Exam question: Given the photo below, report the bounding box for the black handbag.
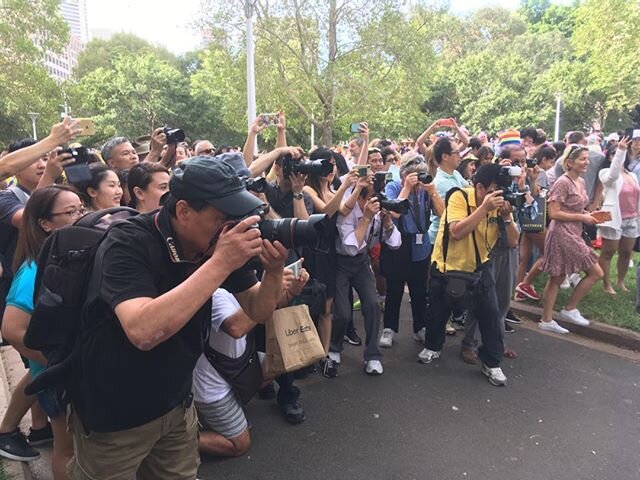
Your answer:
[441,188,482,302]
[203,331,263,405]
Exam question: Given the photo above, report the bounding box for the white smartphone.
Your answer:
[285,259,303,278]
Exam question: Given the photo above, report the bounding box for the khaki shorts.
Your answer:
[68,404,200,480]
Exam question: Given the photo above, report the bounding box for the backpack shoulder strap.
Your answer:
[8,185,29,205]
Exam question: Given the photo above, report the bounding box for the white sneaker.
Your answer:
[538,320,569,334]
[412,327,426,343]
[560,277,571,289]
[417,348,440,364]
[364,360,383,375]
[569,273,582,288]
[328,351,341,365]
[560,308,590,326]
[378,328,394,348]
[481,363,507,386]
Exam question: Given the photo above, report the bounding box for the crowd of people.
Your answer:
[0,112,638,479]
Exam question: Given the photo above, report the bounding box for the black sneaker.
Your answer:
[344,328,362,346]
[0,430,40,462]
[505,309,522,324]
[258,382,277,400]
[504,322,515,333]
[451,314,466,329]
[321,356,338,378]
[27,422,53,446]
[279,401,306,424]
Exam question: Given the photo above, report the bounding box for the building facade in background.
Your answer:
[44,0,89,82]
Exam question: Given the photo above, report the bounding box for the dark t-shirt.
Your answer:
[264,182,313,218]
[74,209,258,432]
[0,186,29,276]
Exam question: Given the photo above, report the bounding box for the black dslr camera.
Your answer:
[279,153,333,178]
[373,171,409,214]
[497,166,526,208]
[163,126,185,144]
[241,176,267,194]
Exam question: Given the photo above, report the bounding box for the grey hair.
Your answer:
[399,151,428,178]
[101,136,131,162]
[349,136,365,146]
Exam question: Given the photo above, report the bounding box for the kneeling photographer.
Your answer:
[419,164,519,387]
[193,263,309,458]
[379,153,444,348]
[329,174,402,376]
[68,157,289,479]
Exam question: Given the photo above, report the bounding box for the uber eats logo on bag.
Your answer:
[285,325,312,336]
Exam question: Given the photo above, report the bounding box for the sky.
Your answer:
[85,0,570,55]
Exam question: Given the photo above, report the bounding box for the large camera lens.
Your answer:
[417,173,433,184]
[242,176,267,193]
[503,192,526,208]
[258,213,328,252]
[293,159,333,177]
[163,127,185,144]
[379,198,410,215]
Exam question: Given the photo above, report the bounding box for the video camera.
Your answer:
[497,165,526,209]
[162,126,185,144]
[373,171,409,215]
[241,176,267,194]
[279,153,333,178]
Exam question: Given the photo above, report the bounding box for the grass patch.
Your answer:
[529,253,640,332]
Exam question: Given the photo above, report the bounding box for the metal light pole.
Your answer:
[554,92,563,142]
[245,0,257,150]
[27,112,40,140]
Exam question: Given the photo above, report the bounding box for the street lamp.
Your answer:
[27,112,40,140]
[554,92,563,142]
[245,0,257,150]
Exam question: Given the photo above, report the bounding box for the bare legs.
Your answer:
[0,372,36,434]
[541,262,603,322]
[51,416,73,480]
[616,236,636,291]
[598,238,618,294]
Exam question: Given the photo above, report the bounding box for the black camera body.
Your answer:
[242,176,267,194]
[163,127,185,144]
[61,146,91,164]
[373,171,409,215]
[497,165,527,209]
[279,154,333,178]
[526,158,538,169]
[417,173,433,184]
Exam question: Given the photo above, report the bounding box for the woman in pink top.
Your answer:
[597,137,640,293]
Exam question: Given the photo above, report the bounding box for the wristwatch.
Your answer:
[292,192,304,200]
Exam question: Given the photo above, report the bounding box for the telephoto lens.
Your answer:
[258,213,329,252]
[378,197,410,215]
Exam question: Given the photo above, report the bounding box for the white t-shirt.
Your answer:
[193,289,247,404]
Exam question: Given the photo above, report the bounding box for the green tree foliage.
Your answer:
[0,0,69,145]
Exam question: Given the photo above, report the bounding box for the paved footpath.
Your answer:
[2,303,639,480]
[199,310,640,480]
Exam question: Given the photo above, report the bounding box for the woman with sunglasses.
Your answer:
[539,145,605,334]
[0,185,82,478]
[378,152,444,348]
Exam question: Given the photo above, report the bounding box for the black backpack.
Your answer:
[23,207,138,398]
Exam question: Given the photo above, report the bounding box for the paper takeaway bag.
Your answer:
[264,304,325,378]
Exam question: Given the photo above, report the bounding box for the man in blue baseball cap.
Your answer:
[68,156,289,479]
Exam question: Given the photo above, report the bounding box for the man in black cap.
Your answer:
[68,157,289,480]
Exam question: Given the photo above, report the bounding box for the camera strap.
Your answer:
[442,188,481,273]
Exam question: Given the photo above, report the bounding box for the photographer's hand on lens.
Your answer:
[290,172,307,194]
[403,172,420,190]
[381,209,394,229]
[44,148,75,179]
[422,180,436,196]
[258,240,288,274]
[51,116,82,145]
[482,190,505,213]
[364,197,381,219]
[151,127,167,151]
[211,216,264,273]
[500,202,513,219]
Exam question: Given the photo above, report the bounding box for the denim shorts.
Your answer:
[36,388,66,419]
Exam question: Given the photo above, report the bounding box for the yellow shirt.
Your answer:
[432,187,500,273]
